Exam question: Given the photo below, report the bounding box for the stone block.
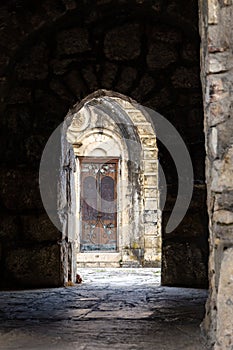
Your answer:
[0,168,43,211]
[148,24,181,44]
[208,76,229,102]
[216,117,233,156]
[50,58,76,75]
[144,223,159,236]
[144,210,157,223]
[147,42,178,69]
[209,53,233,73]
[215,248,233,349]
[15,43,48,80]
[143,161,158,174]
[0,215,19,241]
[136,124,154,136]
[128,111,147,124]
[131,74,155,101]
[115,67,137,93]
[213,210,233,225]
[145,88,171,110]
[77,252,120,265]
[162,241,208,287]
[22,214,61,242]
[141,137,157,148]
[5,244,62,287]
[172,67,200,89]
[209,126,218,158]
[211,146,233,191]
[143,150,158,160]
[214,191,233,212]
[104,24,141,60]
[145,199,158,211]
[214,223,233,240]
[144,175,157,187]
[144,235,160,249]
[144,187,157,198]
[143,251,161,267]
[208,25,230,53]
[209,98,231,126]
[57,28,90,55]
[208,0,219,24]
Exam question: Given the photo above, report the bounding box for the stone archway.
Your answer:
[0,0,209,293]
[60,90,161,280]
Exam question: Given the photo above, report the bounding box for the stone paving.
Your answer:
[0,268,209,350]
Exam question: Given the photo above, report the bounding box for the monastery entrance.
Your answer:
[66,91,161,270]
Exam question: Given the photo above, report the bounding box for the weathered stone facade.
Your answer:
[199,0,233,347]
[65,92,161,268]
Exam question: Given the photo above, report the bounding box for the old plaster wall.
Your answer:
[0,0,208,288]
[199,0,233,347]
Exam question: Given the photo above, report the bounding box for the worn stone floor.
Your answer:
[0,268,210,350]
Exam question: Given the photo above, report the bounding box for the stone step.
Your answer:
[121,262,142,268]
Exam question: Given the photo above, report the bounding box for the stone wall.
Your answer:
[0,0,208,288]
[199,0,233,347]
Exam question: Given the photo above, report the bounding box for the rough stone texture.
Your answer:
[0,169,43,211]
[199,0,233,346]
[5,244,62,288]
[0,268,209,350]
[147,42,178,69]
[15,43,49,80]
[1,0,233,346]
[21,214,61,242]
[57,28,90,55]
[215,248,233,349]
[0,0,207,291]
[104,24,141,61]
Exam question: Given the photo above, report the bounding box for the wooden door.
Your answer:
[80,158,118,251]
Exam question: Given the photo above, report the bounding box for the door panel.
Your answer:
[82,176,97,220]
[80,159,118,251]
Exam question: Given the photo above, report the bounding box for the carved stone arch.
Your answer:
[60,90,161,282]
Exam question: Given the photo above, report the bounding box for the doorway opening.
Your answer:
[64,90,161,278]
[79,157,118,252]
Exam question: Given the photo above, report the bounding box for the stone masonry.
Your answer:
[199,0,233,347]
[0,0,208,289]
[2,0,233,347]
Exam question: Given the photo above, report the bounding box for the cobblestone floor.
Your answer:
[0,268,209,350]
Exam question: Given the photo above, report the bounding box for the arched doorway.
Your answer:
[64,90,161,273]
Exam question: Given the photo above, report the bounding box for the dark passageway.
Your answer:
[1,0,233,348]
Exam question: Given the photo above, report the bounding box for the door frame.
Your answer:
[78,156,120,252]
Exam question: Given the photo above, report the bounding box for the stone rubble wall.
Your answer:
[199,0,233,347]
[0,0,207,288]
